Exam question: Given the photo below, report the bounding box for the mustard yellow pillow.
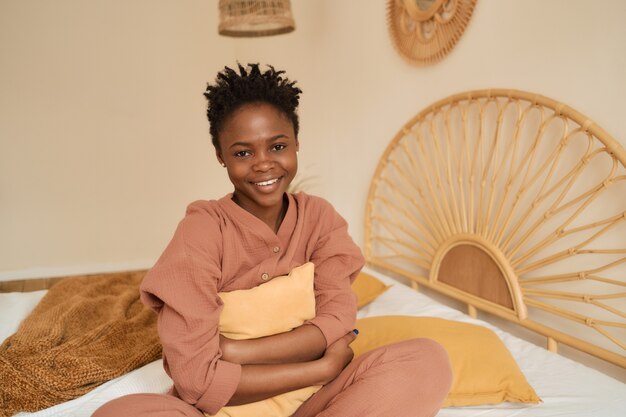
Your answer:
[213,262,321,417]
[351,271,390,308]
[219,262,316,340]
[351,316,541,407]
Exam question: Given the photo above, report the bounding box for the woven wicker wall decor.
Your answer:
[219,0,295,37]
[387,0,477,65]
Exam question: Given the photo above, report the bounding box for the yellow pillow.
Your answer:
[213,262,321,417]
[351,316,541,407]
[351,271,390,308]
[219,262,316,340]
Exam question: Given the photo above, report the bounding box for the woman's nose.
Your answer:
[252,151,273,171]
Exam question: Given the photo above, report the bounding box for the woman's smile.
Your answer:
[252,176,281,187]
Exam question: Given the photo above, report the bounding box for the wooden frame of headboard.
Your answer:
[365,89,626,369]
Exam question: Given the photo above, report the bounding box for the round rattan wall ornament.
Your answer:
[387,0,477,65]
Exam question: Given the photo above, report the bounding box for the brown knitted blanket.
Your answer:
[0,272,161,416]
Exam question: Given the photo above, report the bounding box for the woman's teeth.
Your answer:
[255,178,279,186]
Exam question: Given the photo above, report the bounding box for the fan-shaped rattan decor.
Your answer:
[387,0,477,65]
[365,89,626,368]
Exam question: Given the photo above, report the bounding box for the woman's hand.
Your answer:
[319,330,357,385]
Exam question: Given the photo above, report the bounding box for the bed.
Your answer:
[2,89,626,416]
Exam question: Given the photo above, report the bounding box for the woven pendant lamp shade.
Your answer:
[218,0,295,37]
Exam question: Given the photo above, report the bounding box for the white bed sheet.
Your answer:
[3,268,626,417]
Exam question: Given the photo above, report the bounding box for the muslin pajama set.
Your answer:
[93,193,452,417]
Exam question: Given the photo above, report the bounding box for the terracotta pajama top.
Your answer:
[140,192,365,415]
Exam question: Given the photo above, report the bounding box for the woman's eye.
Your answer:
[234,150,250,158]
[272,144,286,151]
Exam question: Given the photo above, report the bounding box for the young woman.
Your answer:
[93,64,451,417]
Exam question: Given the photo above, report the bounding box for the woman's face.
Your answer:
[216,102,299,218]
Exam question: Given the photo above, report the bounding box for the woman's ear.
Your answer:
[215,150,226,167]
[295,138,300,153]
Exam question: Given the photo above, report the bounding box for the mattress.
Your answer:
[3,267,626,417]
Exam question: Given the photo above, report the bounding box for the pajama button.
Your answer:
[272,246,280,253]
[261,272,269,280]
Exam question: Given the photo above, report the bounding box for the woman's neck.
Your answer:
[233,193,289,234]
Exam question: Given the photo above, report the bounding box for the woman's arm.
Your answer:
[141,205,243,415]
[220,324,327,365]
[305,201,364,347]
[227,331,356,405]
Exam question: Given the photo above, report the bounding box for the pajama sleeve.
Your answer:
[140,204,241,415]
[306,199,365,347]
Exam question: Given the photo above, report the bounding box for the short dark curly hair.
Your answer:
[204,63,302,149]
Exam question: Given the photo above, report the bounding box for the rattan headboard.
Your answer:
[365,89,626,369]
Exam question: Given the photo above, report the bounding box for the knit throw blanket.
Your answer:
[0,272,161,416]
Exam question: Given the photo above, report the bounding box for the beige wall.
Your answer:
[2,0,626,280]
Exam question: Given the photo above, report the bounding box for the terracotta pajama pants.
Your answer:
[92,338,452,417]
